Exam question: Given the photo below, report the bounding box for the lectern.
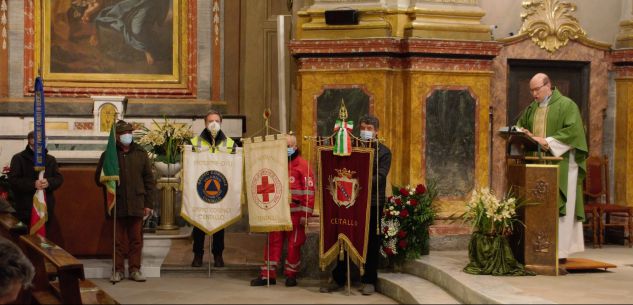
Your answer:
[503,130,562,276]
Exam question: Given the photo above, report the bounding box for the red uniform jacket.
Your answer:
[288,152,315,224]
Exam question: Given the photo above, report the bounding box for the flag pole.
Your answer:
[111,194,117,285]
[110,113,118,285]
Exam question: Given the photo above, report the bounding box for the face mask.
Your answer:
[119,133,133,146]
[360,130,374,140]
[287,147,296,157]
[207,122,221,134]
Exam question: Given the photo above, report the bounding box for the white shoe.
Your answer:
[129,271,146,282]
[110,271,124,283]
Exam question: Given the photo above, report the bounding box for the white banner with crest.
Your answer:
[243,135,292,232]
[181,145,243,234]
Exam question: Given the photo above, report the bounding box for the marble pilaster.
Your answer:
[615,0,633,49]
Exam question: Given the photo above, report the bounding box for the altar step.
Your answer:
[379,251,553,304]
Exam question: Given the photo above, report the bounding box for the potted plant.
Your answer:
[380,182,438,267]
[462,187,534,276]
[135,117,193,177]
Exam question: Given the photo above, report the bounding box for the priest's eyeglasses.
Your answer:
[530,83,547,92]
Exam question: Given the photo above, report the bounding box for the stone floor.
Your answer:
[92,274,398,304]
[86,227,633,304]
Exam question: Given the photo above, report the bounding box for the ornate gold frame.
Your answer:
[34,0,189,91]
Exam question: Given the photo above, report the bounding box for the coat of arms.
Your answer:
[328,168,360,208]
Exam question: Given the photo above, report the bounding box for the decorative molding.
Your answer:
[518,0,587,53]
[0,0,7,97]
[1,0,7,50]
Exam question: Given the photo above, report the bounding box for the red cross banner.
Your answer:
[181,145,244,234]
[318,146,374,272]
[243,135,292,232]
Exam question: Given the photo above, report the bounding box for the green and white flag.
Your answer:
[333,119,353,156]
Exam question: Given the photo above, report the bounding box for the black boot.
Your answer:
[191,254,203,267]
[285,277,297,287]
[214,254,225,267]
[250,277,276,286]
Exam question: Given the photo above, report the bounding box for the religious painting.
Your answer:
[99,103,117,132]
[31,0,193,95]
[425,89,476,199]
[316,87,370,138]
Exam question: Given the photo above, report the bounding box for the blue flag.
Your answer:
[33,77,46,170]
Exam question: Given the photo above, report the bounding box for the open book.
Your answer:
[498,125,525,134]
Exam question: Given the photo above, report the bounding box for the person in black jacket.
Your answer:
[8,131,63,230]
[321,114,392,296]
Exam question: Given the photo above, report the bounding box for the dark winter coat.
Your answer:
[8,145,64,226]
[95,142,155,217]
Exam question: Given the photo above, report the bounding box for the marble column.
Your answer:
[616,0,633,49]
[296,0,492,40]
[410,0,492,40]
[612,50,633,207]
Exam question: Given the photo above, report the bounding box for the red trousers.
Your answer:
[259,225,306,279]
[114,217,144,273]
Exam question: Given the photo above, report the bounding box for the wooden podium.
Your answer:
[504,130,562,276]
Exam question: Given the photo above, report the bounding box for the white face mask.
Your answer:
[119,133,133,146]
[360,130,374,140]
[207,121,221,134]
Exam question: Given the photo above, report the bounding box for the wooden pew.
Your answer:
[18,234,119,304]
[0,212,28,241]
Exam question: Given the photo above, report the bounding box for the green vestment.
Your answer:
[516,88,588,221]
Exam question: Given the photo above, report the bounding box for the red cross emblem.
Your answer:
[256,176,276,203]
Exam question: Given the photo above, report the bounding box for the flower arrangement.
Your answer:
[135,117,193,164]
[380,182,438,264]
[463,187,521,236]
[462,187,534,276]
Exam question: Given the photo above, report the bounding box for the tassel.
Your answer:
[338,241,345,261]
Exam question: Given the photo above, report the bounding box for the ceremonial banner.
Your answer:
[99,123,119,215]
[318,146,374,271]
[243,135,292,232]
[31,76,47,236]
[181,145,243,234]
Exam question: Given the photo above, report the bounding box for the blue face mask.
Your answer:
[287,147,296,157]
[360,130,374,140]
[119,133,133,146]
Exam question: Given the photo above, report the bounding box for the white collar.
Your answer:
[538,94,552,108]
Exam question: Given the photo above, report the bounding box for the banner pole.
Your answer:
[111,200,117,285]
[267,233,270,287]
[375,139,380,235]
[346,244,351,296]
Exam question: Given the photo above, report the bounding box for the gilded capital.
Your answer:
[518,0,587,52]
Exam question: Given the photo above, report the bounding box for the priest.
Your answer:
[516,72,588,267]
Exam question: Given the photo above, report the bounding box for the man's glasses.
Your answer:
[530,83,547,92]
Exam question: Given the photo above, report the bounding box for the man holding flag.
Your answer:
[8,131,63,235]
[9,76,63,237]
[95,120,155,283]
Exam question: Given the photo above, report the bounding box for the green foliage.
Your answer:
[380,181,438,263]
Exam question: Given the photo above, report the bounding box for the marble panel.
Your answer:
[425,89,476,199]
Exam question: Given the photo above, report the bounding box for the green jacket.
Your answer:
[517,88,588,221]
